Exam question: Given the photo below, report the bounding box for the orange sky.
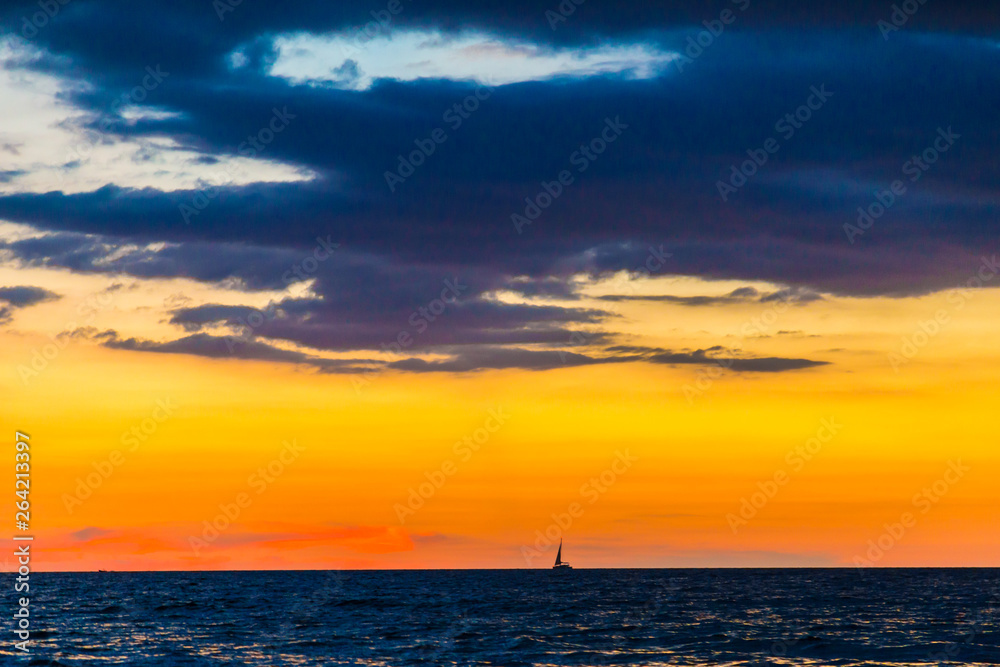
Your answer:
[0,1,997,578]
[2,258,997,571]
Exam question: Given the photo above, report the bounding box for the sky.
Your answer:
[0,0,997,571]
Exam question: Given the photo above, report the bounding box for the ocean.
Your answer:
[3,568,998,665]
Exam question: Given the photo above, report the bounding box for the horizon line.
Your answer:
[28,565,1000,574]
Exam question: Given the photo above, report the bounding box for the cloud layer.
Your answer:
[1,1,997,372]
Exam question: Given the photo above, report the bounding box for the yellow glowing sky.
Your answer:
[1,227,997,571]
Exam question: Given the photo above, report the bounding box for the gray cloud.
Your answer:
[388,347,623,373]
[598,286,823,306]
[66,325,829,375]
[70,527,114,542]
[0,285,61,307]
[647,348,829,372]
[74,329,378,373]
[0,285,61,324]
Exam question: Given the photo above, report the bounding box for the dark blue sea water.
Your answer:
[3,569,998,665]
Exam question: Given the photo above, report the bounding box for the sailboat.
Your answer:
[552,538,573,570]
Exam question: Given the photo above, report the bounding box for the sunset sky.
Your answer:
[0,0,997,571]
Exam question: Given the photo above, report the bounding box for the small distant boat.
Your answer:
[552,538,573,570]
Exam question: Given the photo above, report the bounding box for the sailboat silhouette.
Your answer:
[552,538,573,570]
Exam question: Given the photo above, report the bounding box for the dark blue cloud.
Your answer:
[1,1,997,370]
